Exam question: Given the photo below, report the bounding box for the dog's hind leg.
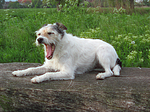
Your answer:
[113,58,122,76]
[113,65,121,76]
[96,62,113,80]
[95,47,114,79]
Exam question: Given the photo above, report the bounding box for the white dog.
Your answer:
[12,23,122,83]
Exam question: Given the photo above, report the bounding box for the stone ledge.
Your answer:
[0,63,150,112]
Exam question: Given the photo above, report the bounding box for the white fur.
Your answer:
[12,23,121,83]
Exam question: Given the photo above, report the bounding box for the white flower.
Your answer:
[131,41,135,44]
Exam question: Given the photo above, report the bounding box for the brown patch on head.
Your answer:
[37,26,54,39]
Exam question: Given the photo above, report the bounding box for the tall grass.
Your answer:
[0,8,150,67]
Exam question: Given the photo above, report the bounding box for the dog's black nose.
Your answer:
[37,38,43,44]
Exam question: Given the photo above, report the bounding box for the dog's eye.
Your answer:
[48,32,54,35]
[38,33,41,36]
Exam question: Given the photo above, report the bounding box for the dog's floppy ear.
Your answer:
[56,22,67,30]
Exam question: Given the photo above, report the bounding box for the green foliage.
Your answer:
[8,1,24,9]
[113,7,126,14]
[0,8,150,68]
[143,0,150,6]
[46,0,65,10]
[60,0,85,13]
[46,0,84,11]
[0,0,4,9]
[31,0,42,8]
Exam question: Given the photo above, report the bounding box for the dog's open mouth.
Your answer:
[44,43,55,60]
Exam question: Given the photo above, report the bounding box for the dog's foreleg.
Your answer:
[31,71,74,83]
[12,66,48,77]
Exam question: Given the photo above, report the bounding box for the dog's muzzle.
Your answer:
[37,38,43,44]
[36,37,55,60]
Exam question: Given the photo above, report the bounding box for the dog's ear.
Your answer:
[56,23,67,30]
[42,24,47,27]
[35,31,38,34]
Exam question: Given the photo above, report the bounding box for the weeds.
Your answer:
[0,8,150,67]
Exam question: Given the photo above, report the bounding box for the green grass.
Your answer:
[0,8,150,67]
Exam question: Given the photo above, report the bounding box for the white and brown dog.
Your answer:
[12,23,122,83]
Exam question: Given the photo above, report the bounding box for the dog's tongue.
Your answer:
[46,44,52,58]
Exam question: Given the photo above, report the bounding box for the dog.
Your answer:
[12,23,122,83]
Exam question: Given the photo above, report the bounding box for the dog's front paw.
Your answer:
[96,73,105,80]
[96,72,113,80]
[12,71,25,77]
[31,76,42,84]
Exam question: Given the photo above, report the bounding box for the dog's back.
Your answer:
[57,33,119,75]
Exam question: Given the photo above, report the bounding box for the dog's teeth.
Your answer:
[52,45,54,51]
[49,56,52,59]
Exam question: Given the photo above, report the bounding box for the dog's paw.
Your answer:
[31,76,42,84]
[96,73,106,80]
[12,71,25,77]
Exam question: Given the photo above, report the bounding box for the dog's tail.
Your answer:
[113,58,122,76]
